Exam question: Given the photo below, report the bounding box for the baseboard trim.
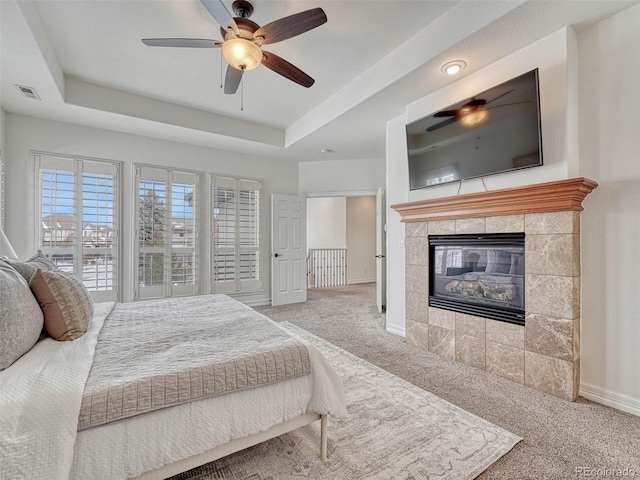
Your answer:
[240,298,272,307]
[347,278,376,285]
[386,323,406,337]
[580,382,640,417]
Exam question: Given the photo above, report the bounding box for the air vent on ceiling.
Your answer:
[15,85,41,100]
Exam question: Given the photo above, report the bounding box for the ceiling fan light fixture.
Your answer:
[459,107,488,127]
[222,38,262,71]
[441,60,466,76]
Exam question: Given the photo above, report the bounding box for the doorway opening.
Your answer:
[305,189,386,313]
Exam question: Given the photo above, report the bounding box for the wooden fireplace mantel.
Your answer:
[391,177,598,222]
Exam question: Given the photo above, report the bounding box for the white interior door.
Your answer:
[271,194,307,306]
[376,188,386,313]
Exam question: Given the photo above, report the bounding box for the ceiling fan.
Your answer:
[426,89,530,132]
[142,0,327,94]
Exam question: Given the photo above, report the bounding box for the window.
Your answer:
[136,166,198,299]
[211,176,261,293]
[34,154,119,302]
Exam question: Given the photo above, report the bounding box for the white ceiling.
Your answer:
[1,0,637,162]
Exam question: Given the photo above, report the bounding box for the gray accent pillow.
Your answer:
[4,250,59,283]
[0,259,44,371]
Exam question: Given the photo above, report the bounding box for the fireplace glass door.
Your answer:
[429,233,525,325]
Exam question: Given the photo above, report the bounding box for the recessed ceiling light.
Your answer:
[441,60,467,76]
[320,149,335,154]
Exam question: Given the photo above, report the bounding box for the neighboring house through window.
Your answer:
[34,153,119,302]
[135,165,198,299]
[34,157,262,301]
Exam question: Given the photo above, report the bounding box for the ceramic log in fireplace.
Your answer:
[429,233,525,325]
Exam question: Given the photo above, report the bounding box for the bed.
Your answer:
[0,259,347,480]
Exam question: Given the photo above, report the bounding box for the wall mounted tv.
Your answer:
[406,69,543,190]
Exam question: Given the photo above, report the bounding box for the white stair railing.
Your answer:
[307,248,347,288]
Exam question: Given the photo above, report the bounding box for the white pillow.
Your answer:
[4,250,59,283]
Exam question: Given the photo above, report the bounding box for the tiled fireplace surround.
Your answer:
[391,178,597,401]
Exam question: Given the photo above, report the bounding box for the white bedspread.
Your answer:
[0,302,114,480]
[0,297,347,480]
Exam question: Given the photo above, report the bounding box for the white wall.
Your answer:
[577,3,640,414]
[299,157,384,194]
[386,28,578,337]
[386,114,408,336]
[4,113,299,304]
[301,157,382,288]
[307,195,376,286]
[386,16,640,414]
[404,28,577,202]
[346,196,376,284]
[306,197,346,249]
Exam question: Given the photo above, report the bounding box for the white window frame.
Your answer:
[211,175,262,294]
[135,165,199,300]
[33,153,120,302]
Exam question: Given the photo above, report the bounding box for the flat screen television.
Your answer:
[406,69,543,190]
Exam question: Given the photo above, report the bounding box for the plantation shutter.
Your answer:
[238,180,261,291]
[211,176,261,293]
[136,166,198,299]
[34,154,119,302]
[211,176,236,293]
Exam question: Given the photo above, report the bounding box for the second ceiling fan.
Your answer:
[142,0,327,94]
[426,89,533,132]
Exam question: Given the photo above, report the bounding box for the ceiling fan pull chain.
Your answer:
[220,54,223,89]
[241,71,245,111]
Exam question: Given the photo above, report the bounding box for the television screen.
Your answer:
[406,69,542,190]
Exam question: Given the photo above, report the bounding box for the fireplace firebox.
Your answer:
[429,233,525,326]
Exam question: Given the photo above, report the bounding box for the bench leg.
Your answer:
[320,414,327,461]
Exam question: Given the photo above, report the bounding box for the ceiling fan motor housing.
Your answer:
[220,17,260,41]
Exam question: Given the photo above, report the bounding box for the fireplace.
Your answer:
[392,178,598,401]
[429,233,525,326]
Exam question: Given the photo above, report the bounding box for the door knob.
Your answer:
[274,253,281,258]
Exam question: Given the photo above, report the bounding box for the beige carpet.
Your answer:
[172,321,520,479]
[256,284,640,479]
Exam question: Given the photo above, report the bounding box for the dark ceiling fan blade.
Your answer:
[201,0,238,33]
[224,65,243,94]
[254,8,327,45]
[488,101,533,110]
[426,117,458,132]
[433,109,459,118]
[142,38,222,48]
[261,51,314,87]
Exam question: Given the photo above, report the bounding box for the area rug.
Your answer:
[172,322,521,479]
